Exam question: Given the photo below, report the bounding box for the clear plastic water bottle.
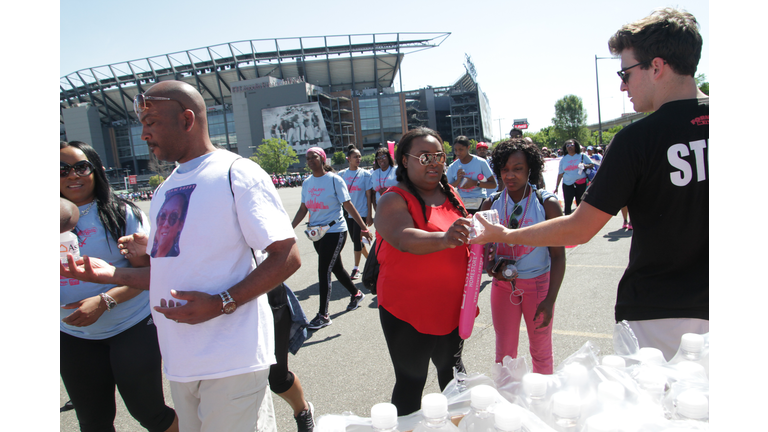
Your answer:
[493,403,522,432]
[600,355,626,369]
[413,394,460,432]
[60,231,80,265]
[551,391,581,432]
[635,368,667,406]
[371,403,399,432]
[469,210,500,240]
[317,415,347,432]
[636,347,666,366]
[522,372,549,421]
[458,385,496,432]
[678,334,704,361]
[673,389,708,422]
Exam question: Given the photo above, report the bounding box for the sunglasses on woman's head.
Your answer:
[406,152,446,166]
[60,160,95,178]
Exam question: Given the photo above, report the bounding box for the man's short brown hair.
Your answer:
[608,8,702,77]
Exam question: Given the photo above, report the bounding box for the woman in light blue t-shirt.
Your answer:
[554,138,595,215]
[292,147,373,331]
[60,141,177,431]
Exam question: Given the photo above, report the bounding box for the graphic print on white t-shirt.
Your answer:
[150,184,196,258]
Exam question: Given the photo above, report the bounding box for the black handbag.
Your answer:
[362,239,383,295]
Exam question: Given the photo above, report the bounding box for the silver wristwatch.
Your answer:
[219,290,237,314]
[100,293,117,311]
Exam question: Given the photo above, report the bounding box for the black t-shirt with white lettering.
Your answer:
[582,98,709,322]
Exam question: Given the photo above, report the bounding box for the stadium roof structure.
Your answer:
[60,32,450,126]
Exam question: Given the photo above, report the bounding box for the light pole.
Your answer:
[494,118,505,142]
[595,55,619,146]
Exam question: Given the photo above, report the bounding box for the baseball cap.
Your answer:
[476,142,488,149]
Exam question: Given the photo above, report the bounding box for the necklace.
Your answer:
[80,200,96,217]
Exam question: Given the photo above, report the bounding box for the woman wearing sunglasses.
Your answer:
[370,146,398,211]
[373,127,472,415]
[59,141,178,431]
[554,138,595,215]
[479,138,566,374]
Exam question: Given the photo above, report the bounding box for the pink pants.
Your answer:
[491,272,554,374]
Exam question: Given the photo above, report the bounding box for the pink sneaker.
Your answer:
[622,221,629,229]
[627,222,633,230]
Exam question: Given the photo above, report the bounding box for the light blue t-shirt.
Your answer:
[370,166,398,202]
[489,186,553,279]
[558,153,592,186]
[446,155,495,199]
[339,167,372,218]
[301,172,350,234]
[60,202,150,339]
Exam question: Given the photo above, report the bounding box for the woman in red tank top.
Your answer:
[374,127,473,415]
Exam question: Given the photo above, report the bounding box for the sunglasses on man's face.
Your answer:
[133,93,187,117]
[406,152,446,166]
[616,61,648,84]
[60,160,95,178]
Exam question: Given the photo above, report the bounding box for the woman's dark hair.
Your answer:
[395,127,468,222]
[490,138,545,190]
[453,135,470,148]
[373,146,395,170]
[346,144,360,157]
[60,141,142,249]
[562,138,582,154]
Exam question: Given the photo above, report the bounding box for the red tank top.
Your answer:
[377,186,469,335]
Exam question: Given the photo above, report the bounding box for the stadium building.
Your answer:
[60,33,493,188]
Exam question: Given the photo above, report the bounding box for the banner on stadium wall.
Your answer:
[262,102,332,153]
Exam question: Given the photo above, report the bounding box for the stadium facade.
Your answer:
[60,33,493,188]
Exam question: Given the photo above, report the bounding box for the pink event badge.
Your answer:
[459,243,484,339]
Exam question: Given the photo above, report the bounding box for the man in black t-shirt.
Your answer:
[471,7,708,360]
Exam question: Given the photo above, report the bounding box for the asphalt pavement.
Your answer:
[60,178,633,432]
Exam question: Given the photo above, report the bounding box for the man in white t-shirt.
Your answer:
[61,80,302,432]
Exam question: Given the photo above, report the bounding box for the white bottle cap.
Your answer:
[522,373,547,398]
[563,363,589,387]
[676,389,708,420]
[493,404,522,431]
[421,393,448,419]
[597,381,625,404]
[371,403,398,430]
[552,391,580,419]
[601,355,626,368]
[637,347,666,365]
[673,361,706,377]
[636,369,666,393]
[680,333,705,353]
[469,385,496,410]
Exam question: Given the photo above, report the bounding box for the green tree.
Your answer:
[525,126,558,149]
[552,95,589,143]
[332,151,346,165]
[361,153,375,167]
[590,125,623,147]
[148,174,164,189]
[695,73,709,95]
[254,138,298,174]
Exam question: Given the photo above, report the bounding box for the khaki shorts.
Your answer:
[628,318,709,361]
[170,369,276,432]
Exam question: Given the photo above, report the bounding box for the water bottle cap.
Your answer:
[493,404,522,431]
[680,333,705,353]
[637,347,666,365]
[676,389,708,419]
[601,355,626,368]
[636,369,666,392]
[673,361,706,377]
[522,373,548,397]
[563,363,589,386]
[597,381,625,404]
[469,385,496,409]
[552,392,580,418]
[371,403,398,429]
[421,393,448,419]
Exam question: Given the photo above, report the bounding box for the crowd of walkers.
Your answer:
[60,7,707,431]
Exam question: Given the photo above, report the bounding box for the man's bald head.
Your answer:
[145,80,208,126]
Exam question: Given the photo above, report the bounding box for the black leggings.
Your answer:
[562,181,587,215]
[378,306,466,416]
[313,231,358,315]
[346,217,363,252]
[268,284,296,394]
[60,315,176,432]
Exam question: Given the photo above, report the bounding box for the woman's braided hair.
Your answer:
[395,127,468,223]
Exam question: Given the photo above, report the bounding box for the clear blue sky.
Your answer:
[59,0,709,139]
